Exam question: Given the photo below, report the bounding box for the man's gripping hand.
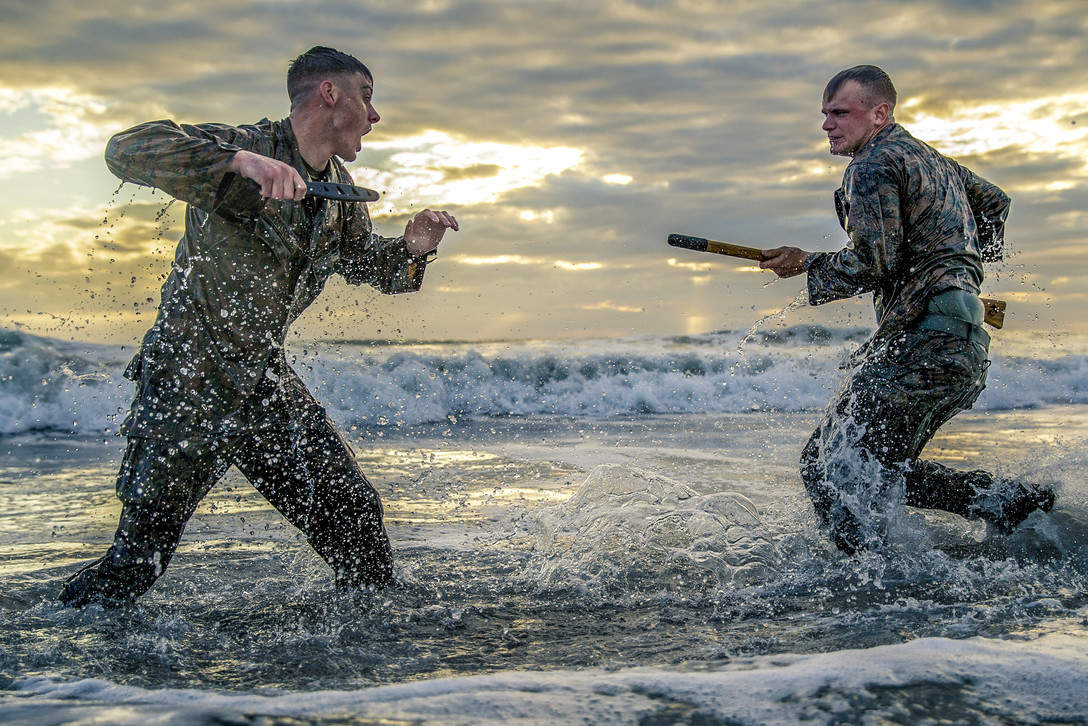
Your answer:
[760,246,812,278]
[229,150,308,201]
[404,209,459,256]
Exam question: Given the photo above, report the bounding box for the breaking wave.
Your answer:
[1,326,1086,435]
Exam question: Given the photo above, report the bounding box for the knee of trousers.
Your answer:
[318,470,386,522]
[115,438,210,512]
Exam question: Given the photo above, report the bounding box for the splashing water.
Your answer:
[736,290,811,361]
[525,464,783,597]
[802,403,912,563]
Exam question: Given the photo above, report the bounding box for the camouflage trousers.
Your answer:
[800,329,994,552]
[59,391,393,607]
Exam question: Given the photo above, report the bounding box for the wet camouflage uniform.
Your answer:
[60,118,431,605]
[800,123,1052,553]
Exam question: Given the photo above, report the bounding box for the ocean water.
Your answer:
[1,325,1087,724]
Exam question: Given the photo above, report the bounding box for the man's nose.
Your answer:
[821,116,834,131]
[369,106,381,124]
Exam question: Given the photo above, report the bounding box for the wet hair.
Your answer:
[823,65,897,110]
[287,46,372,110]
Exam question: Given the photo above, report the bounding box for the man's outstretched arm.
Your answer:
[337,194,459,294]
[105,120,307,217]
[763,163,904,305]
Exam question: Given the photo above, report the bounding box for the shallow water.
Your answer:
[3,325,1088,723]
[2,405,1087,723]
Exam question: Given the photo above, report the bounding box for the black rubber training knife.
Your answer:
[306,181,380,203]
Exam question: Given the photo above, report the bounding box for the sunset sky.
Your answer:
[1,0,1086,344]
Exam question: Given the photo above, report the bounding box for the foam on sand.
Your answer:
[5,631,1087,724]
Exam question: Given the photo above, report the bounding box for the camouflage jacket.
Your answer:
[806,123,1009,351]
[106,117,430,441]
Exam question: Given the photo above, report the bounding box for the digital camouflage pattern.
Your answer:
[106,117,430,441]
[799,123,1052,552]
[805,123,1010,350]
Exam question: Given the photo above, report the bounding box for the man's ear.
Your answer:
[318,79,337,107]
[871,101,890,125]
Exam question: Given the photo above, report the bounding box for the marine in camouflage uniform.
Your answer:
[60,47,458,606]
[762,66,1054,553]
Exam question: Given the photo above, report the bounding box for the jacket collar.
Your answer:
[278,116,346,183]
[850,122,903,164]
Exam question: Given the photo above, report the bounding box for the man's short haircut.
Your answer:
[824,65,897,110]
[287,46,372,110]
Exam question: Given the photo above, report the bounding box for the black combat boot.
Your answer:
[57,549,154,608]
[57,557,123,608]
[989,481,1056,534]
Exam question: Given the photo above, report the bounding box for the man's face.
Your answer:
[329,72,380,162]
[821,80,887,156]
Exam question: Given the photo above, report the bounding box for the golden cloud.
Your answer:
[666,258,714,272]
[452,254,603,271]
[439,163,503,181]
[902,92,1088,164]
[352,130,582,216]
[2,199,184,260]
[580,300,643,313]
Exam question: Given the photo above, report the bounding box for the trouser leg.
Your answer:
[234,410,394,588]
[800,331,989,553]
[897,339,1055,531]
[905,459,1055,532]
[59,437,229,606]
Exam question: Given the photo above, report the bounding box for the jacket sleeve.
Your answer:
[336,199,431,294]
[806,161,903,305]
[104,120,266,220]
[954,161,1010,262]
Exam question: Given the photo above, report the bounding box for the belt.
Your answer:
[916,312,990,349]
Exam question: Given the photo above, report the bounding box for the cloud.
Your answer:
[580,300,644,313]
[900,92,1088,163]
[454,254,537,266]
[2,199,183,260]
[554,261,603,271]
[451,254,603,271]
[666,258,719,273]
[355,130,583,215]
[602,173,633,185]
[0,89,125,177]
[439,163,502,181]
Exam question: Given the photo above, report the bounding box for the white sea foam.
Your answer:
[2,326,1086,435]
[5,631,1087,724]
[0,329,132,436]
